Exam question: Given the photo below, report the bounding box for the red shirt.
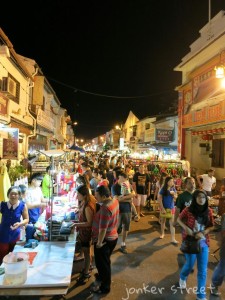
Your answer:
[98,180,109,187]
[179,207,214,246]
[92,198,119,242]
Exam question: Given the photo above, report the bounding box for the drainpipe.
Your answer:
[25,67,38,156]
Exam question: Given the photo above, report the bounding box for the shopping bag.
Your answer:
[180,236,201,254]
[160,208,172,219]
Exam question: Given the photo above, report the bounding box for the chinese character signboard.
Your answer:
[155,129,174,143]
[1,128,19,159]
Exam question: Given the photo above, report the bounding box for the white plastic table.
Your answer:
[0,239,76,296]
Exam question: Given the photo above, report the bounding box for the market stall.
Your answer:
[0,148,81,296]
[0,237,76,296]
[30,150,78,241]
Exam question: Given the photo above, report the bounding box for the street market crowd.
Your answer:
[0,152,224,299]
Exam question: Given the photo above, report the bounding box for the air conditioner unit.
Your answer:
[1,77,17,98]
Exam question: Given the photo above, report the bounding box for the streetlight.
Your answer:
[72,121,78,145]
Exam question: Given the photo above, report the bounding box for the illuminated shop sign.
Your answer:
[1,128,19,159]
[155,129,174,142]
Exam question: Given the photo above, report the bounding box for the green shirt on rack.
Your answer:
[42,173,53,199]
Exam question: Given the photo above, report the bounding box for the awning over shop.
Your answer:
[69,144,85,153]
[11,117,34,135]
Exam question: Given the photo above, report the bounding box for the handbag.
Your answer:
[160,208,172,219]
[180,236,201,254]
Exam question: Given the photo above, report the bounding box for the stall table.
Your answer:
[0,238,76,296]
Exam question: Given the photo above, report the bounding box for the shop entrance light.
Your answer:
[215,50,225,79]
[215,65,225,78]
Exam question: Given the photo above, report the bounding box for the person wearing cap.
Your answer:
[197,169,216,197]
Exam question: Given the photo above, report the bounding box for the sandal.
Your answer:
[91,285,110,294]
[171,240,179,245]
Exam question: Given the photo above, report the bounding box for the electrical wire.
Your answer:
[46,76,174,99]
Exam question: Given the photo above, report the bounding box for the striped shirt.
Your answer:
[179,207,214,246]
[92,198,119,242]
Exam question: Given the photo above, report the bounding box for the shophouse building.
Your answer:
[0,27,71,164]
[149,114,178,160]
[0,28,35,162]
[123,110,139,151]
[175,10,225,179]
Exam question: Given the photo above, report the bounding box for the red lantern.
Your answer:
[207,129,213,134]
[218,128,223,133]
[212,128,218,133]
[207,134,213,140]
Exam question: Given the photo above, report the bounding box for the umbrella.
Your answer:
[69,144,85,153]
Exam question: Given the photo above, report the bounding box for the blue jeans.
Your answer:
[212,245,225,287]
[180,245,209,299]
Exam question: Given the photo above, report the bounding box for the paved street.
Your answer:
[66,210,225,300]
[4,209,225,300]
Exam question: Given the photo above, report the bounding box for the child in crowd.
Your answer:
[18,184,28,202]
[119,172,139,222]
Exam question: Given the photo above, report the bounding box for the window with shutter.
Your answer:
[212,139,224,168]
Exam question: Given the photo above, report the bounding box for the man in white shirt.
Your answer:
[181,156,191,177]
[197,168,216,197]
[25,173,48,240]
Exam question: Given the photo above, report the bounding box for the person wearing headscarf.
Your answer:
[177,189,214,300]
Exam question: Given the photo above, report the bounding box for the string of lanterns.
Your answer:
[191,128,225,140]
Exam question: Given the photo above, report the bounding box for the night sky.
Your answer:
[1,0,225,139]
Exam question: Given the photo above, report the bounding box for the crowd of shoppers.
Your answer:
[1,151,224,299]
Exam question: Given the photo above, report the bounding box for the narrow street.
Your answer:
[4,209,224,300]
[50,210,224,300]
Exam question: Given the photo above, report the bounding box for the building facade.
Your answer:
[175,10,225,179]
[0,27,71,164]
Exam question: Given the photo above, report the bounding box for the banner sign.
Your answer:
[155,129,174,142]
[1,128,19,159]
